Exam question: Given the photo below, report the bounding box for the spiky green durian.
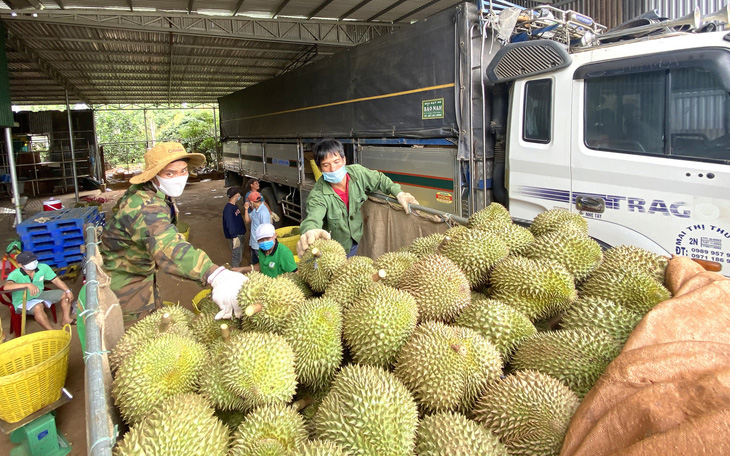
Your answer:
[438,229,509,288]
[324,256,378,308]
[293,440,349,456]
[398,254,471,323]
[596,245,669,283]
[281,272,314,298]
[196,297,221,315]
[561,296,643,345]
[343,283,419,368]
[373,251,419,288]
[229,404,308,456]
[444,224,471,238]
[454,297,536,361]
[579,266,671,315]
[472,370,580,456]
[281,297,343,390]
[511,329,620,398]
[312,364,418,456]
[245,439,288,456]
[239,273,306,333]
[529,209,588,236]
[191,312,240,347]
[416,411,508,456]
[113,393,228,456]
[394,321,502,413]
[408,233,446,259]
[521,230,603,281]
[293,385,331,439]
[220,331,297,408]
[199,337,250,412]
[467,203,512,230]
[214,408,247,431]
[298,239,348,293]
[112,333,207,425]
[477,222,535,255]
[109,306,195,372]
[489,256,577,321]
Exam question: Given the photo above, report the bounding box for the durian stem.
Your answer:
[450,343,467,356]
[436,236,452,253]
[311,248,322,258]
[220,324,230,343]
[159,313,171,332]
[246,303,263,316]
[292,396,314,412]
[372,269,387,282]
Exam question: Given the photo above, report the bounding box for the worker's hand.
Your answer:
[271,213,280,223]
[62,290,74,303]
[26,284,40,296]
[232,237,241,249]
[243,202,250,210]
[296,229,331,257]
[396,192,419,214]
[208,266,249,320]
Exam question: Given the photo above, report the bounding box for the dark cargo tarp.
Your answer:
[219,5,472,140]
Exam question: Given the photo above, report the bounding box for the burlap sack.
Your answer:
[561,258,730,456]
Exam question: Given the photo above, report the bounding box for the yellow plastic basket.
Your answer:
[192,289,212,314]
[0,326,72,423]
[177,221,191,241]
[275,225,300,257]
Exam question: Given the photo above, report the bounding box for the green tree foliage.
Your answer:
[156,110,218,166]
[95,110,147,167]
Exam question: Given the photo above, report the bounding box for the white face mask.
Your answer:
[156,175,188,197]
[23,260,38,271]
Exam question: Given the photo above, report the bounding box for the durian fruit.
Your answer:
[281,271,314,298]
[229,403,308,456]
[293,385,331,438]
[343,283,419,368]
[438,229,509,288]
[281,297,343,390]
[199,329,250,412]
[245,439,288,456]
[444,224,471,238]
[394,321,502,413]
[511,329,621,398]
[408,232,446,259]
[313,364,418,456]
[113,393,228,456]
[298,239,348,293]
[416,411,508,456]
[191,312,240,347]
[472,370,580,456]
[109,306,194,372]
[477,222,535,255]
[239,273,306,333]
[220,331,297,408]
[293,440,349,456]
[489,256,577,321]
[521,230,603,281]
[398,254,471,323]
[596,245,669,283]
[373,251,419,288]
[466,203,512,230]
[196,297,221,315]
[454,297,537,361]
[561,296,643,345]
[324,256,380,309]
[112,333,207,425]
[579,266,671,315]
[529,209,588,236]
[215,408,247,431]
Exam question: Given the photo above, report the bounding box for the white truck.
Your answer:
[218,2,730,276]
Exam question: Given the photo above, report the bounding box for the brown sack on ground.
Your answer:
[561,257,730,456]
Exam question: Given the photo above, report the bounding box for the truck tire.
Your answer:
[261,187,284,228]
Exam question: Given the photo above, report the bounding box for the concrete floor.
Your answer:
[0,178,238,454]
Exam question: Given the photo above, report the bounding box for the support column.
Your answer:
[65,89,80,202]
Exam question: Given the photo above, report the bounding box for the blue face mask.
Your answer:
[322,165,347,184]
[259,240,274,251]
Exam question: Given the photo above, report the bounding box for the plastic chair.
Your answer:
[0,286,57,338]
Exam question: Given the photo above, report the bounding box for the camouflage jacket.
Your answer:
[100,182,217,286]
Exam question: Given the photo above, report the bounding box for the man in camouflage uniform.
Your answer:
[101,142,247,322]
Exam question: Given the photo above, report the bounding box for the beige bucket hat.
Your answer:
[129,142,206,184]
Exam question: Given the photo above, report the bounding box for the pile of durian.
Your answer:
[109,204,671,456]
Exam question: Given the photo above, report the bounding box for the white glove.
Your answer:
[231,236,241,249]
[396,192,419,214]
[270,213,280,223]
[296,229,331,257]
[208,266,248,320]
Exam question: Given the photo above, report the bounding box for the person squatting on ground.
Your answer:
[297,138,419,257]
[4,251,74,330]
[233,223,296,278]
[100,142,247,322]
[243,191,271,268]
[223,186,246,268]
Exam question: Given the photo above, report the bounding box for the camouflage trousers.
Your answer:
[109,271,162,324]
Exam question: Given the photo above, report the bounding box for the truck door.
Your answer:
[571,49,730,276]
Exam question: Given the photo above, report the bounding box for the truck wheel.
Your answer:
[261,187,284,228]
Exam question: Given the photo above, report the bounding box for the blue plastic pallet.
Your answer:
[17,207,101,238]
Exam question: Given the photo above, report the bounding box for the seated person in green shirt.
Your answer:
[4,251,75,330]
[234,223,297,277]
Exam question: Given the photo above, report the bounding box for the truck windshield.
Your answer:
[584,66,730,162]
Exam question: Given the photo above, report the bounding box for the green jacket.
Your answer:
[300,164,402,252]
[100,182,217,291]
